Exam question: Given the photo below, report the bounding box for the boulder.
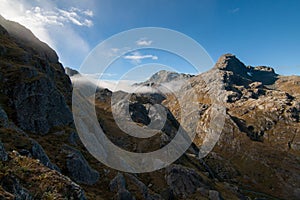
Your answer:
[63,145,99,185]
[110,173,135,200]
[0,106,8,128]
[0,141,8,161]
[165,164,206,197]
[30,140,60,172]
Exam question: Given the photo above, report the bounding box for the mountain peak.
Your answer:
[214,53,248,75]
[213,53,277,85]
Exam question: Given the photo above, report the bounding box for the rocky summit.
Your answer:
[0,15,300,200]
[134,70,194,87]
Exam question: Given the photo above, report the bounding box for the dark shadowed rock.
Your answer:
[0,106,8,128]
[209,190,222,200]
[110,173,135,200]
[63,145,99,185]
[116,189,135,200]
[127,174,162,200]
[65,67,80,77]
[0,141,8,161]
[129,102,150,125]
[165,164,206,197]
[110,173,127,192]
[30,139,60,172]
[12,77,73,134]
[68,131,81,146]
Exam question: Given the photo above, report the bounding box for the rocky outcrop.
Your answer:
[110,173,135,200]
[0,16,98,198]
[0,141,7,161]
[0,151,86,200]
[0,106,8,128]
[30,140,61,172]
[65,67,80,77]
[165,164,207,197]
[0,17,73,135]
[164,53,300,200]
[63,145,99,185]
[126,174,162,200]
[10,76,73,134]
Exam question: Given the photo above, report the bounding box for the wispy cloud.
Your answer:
[124,52,158,64]
[22,6,94,27]
[57,7,94,27]
[136,38,153,46]
[229,8,240,13]
[0,0,94,67]
[71,74,185,93]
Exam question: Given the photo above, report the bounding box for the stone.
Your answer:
[63,145,99,185]
[110,173,126,192]
[165,164,206,197]
[0,106,8,128]
[68,131,80,146]
[65,67,80,77]
[0,141,8,161]
[127,174,162,200]
[209,190,221,200]
[110,173,135,200]
[30,140,61,172]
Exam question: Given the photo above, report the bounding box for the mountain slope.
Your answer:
[164,53,300,199]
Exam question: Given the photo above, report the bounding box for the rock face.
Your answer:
[63,145,99,185]
[0,106,9,128]
[0,141,7,161]
[0,17,73,135]
[109,173,135,200]
[0,16,96,198]
[30,139,61,172]
[65,67,80,77]
[165,165,206,197]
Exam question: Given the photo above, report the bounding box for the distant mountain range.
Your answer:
[0,15,300,200]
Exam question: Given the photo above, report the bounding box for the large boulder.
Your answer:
[63,145,99,185]
[30,140,60,172]
[110,173,135,200]
[0,106,8,128]
[0,141,8,161]
[165,164,206,197]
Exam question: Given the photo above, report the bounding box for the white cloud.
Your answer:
[0,0,94,66]
[124,52,158,64]
[136,38,153,46]
[71,74,186,93]
[229,8,240,13]
[57,7,94,27]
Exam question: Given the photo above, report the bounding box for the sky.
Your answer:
[1,0,300,80]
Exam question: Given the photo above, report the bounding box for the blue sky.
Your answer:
[1,0,300,79]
